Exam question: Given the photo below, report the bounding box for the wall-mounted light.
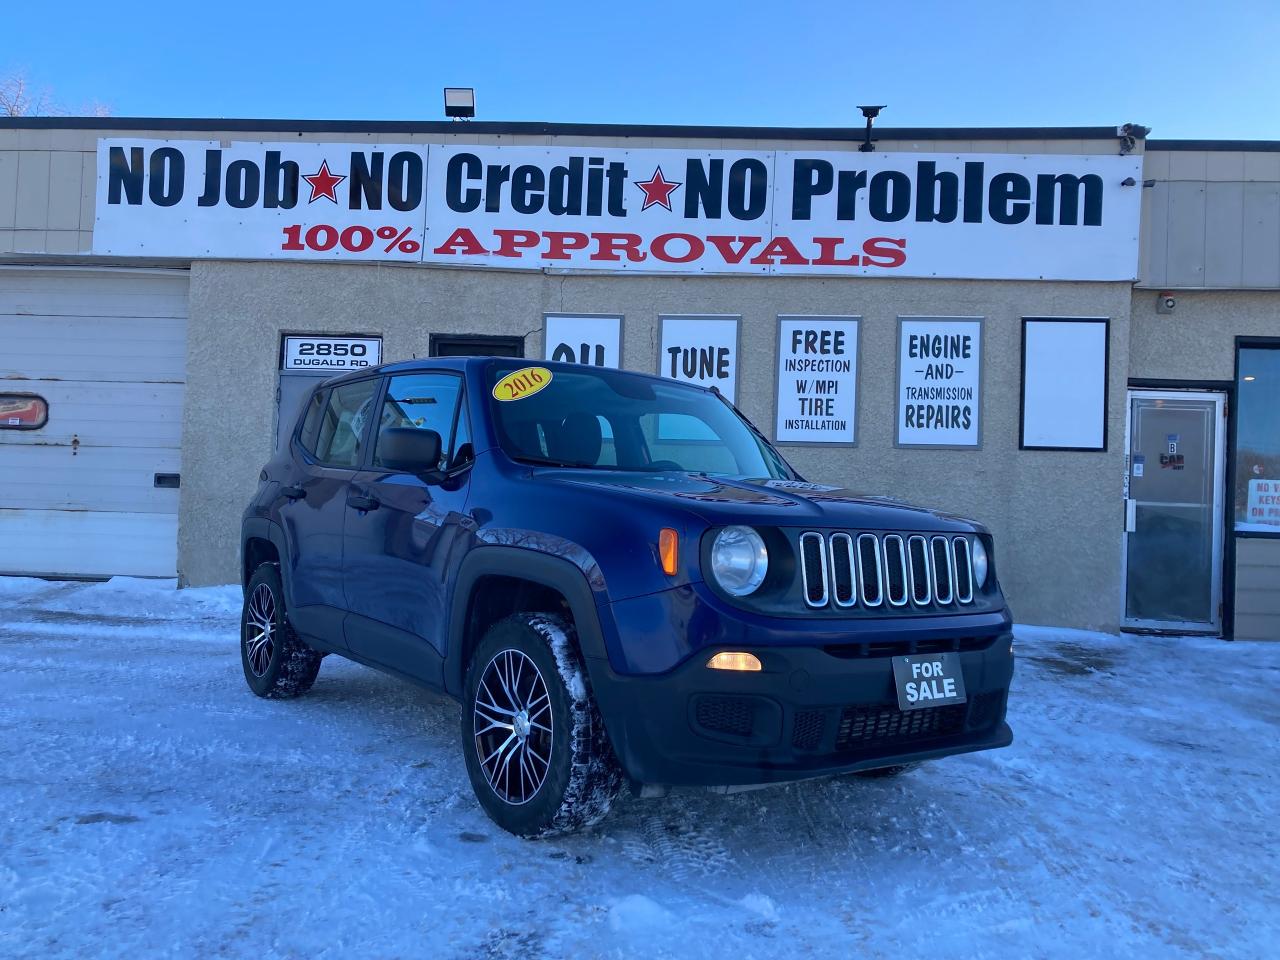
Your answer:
[444,87,475,120]
[857,104,885,153]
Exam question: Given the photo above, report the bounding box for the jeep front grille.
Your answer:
[800,532,980,610]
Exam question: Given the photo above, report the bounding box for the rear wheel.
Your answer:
[461,613,623,837]
[240,563,322,698]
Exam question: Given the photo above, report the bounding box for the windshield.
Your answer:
[485,362,796,479]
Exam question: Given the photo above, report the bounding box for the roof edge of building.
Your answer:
[1146,139,1280,152]
[0,116,1128,141]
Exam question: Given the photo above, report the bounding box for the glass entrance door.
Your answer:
[1123,391,1226,631]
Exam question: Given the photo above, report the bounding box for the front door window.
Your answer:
[1123,391,1225,629]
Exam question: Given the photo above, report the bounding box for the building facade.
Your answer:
[0,118,1276,639]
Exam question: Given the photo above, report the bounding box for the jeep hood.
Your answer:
[535,470,984,534]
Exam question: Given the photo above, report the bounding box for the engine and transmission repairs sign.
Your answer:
[896,317,983,447]
[94,140,1142,281]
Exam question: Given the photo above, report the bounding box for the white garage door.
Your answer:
[0,269,189,577]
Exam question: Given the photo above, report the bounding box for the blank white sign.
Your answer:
[1021,320,1108,449]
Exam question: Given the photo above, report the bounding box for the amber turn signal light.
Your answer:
[706,651,762,672]
[659,528,679,576]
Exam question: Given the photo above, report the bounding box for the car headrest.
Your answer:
[551,412,602,465]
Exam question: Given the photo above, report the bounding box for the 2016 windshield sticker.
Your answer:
[493,367,553,402]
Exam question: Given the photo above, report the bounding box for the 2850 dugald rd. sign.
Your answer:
[94,140,1142,281]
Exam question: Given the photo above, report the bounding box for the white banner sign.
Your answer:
[95,140,428,261]
[775,317,859,444]
[94,139,1142,281]
[658,316,739,400]
[281,335,382,372]
[897,318,983,447]
[543,314,622,368]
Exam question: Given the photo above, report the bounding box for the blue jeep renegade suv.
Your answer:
[240,357,1014,837]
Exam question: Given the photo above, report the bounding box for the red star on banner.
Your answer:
[302,160,346,204]
[633,167,681,211]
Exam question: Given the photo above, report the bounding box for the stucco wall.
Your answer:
[1129,288,1280,381]
[182,260,1132,631]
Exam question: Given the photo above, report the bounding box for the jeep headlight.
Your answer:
[971,538,989,588]
[710,526,768,597]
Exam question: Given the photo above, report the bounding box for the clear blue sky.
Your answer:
[5,0,1279,139]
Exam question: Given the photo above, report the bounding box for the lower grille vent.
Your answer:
[834,703,967,751]
[791,710,826,750]
[822,635,997,659]
[693,696,755,738]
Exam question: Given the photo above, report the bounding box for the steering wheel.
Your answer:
[646,460,685,471]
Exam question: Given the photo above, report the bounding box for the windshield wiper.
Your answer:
[512,454,595,469]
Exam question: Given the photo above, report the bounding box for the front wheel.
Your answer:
[240,563,322,698]
[461,613,623,837]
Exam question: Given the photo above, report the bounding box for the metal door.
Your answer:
[1122,390,1226,631]
[0,268,188,578]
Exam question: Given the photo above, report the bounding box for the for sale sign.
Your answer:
[94,139,1142,281]
[774,317,859,445]
[896,318,983,447]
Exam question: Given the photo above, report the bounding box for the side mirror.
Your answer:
[379,427,443,477]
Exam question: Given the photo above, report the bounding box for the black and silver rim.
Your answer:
[473,649,553,805]
[244,583,276,678]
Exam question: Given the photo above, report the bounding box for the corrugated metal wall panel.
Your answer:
[1241,182,1280,288]
[1203,182,1245,288]
[1235,538,1280,641]
[1141,182,1170,288]
[1142,149,1280,289]
[1165,182,1208,286]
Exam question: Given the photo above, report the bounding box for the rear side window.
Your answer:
[297,389,326,454]
[313,379,379,467]
[0,393,48,430]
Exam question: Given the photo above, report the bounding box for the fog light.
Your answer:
[707,651,762,672]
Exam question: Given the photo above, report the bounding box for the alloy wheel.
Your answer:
[244,583,276,678]
[473,648,553,805]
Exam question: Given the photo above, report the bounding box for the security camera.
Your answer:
[1157,292,1176,314]
[1117,123,1152,139]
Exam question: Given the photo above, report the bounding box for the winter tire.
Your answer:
[240,563,322,699]
[462,613,623,838]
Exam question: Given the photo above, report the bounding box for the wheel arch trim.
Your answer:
[241,518,293,607]
[446,546,609,697]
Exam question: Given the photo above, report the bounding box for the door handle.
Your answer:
[282,484,306,501]
[1125,498,1137,533]
[348,493,380,512]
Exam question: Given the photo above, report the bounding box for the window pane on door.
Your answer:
[1235,345,1280,531]
[314,380,379,467]
[374,373,463,470]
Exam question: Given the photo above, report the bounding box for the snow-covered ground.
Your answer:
[1,576,1277,959]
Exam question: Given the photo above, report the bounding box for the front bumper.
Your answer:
[585,594,1014,787]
